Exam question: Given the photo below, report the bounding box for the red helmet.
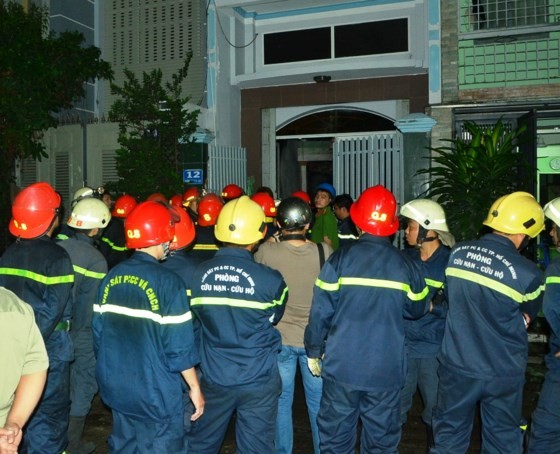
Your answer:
[251,192,277,219]
[182,187,201,206]
[10,182,61,239]
[112,195,138,219]
[146,192,167,204]
[169,206,195,250]
[169,194,183,207]
[125,201,175,249]
[221,184,244,201]
[198,193,224,227]
[291,190,311,205]
[350,185,399,236]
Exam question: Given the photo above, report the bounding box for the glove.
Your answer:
[307,357,322,377]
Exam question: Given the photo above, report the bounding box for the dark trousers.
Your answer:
[528,369,560,453]
[21,359,70,454]
[187,372,282,454]
[109,410,186,454]
[432,364,524,454]
[318,377,402,454]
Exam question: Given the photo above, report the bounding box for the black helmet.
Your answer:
[277,197,312,231]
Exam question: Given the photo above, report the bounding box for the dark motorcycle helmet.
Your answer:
[276,197,313,231]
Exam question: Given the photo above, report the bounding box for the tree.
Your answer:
[0,2,112,246]
[107,54,200,200]
[417,120,532,242]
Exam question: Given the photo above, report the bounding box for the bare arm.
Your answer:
[0,369,47,452]
[181,368,204,421]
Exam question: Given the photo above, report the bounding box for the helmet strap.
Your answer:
[519,235,530,251]
[161,241,171,261]
[416,226,437,245]
[280,233,307,242]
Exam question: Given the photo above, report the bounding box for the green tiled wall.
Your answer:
[458,33,560,88]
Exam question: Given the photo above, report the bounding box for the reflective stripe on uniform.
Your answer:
[191,286,288,310]
[315,276,429,301]
[545,275,560,286]
[338,233,358,240]
[193,244,219,251]
[73,265,106,280]
[100,237,128,252]
[425,277,444,289]
[93,303,192,325]
[446,266,543,304]
[0,267,74,285]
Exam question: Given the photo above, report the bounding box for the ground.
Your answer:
[83,341,548,453]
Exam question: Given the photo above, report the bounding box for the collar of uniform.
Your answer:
[215,247,254,260]
[75,231,95,245]
[479,232,520,251]
[358,233,393,244]
[131,250,160,263]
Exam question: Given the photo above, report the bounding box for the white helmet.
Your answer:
[67,198,111,230]
[544,198,560,227]
[400,199,455,247]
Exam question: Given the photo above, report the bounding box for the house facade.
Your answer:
[431,0,560,206]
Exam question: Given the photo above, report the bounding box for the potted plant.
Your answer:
[417,120,532,242]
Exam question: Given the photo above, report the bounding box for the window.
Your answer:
[464,0,552,33]
[264,19,408,65]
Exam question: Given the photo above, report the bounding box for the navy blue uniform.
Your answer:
[400,245,449,427]
[305,234,428,453]
[188,247,288,453]
[337,216,359,248]
[99,218,131,269]
[433,233,543,453]
[59,233,107,419]
[190,224,220,264]
[93,252,199,453]
[528,258,560,453]
[0,236,74,453]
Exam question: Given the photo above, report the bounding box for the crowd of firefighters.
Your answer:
[1,177,560,454]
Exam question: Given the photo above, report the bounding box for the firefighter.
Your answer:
[432,192,544,453]
[291,190,312,205]
[221,183,244,202]
[146,192,167,204]
[161,205,197,289]
[528,197,560,453]
[169,194,183,208]
[310,182,339,250]
[398,199,455,450]
[304,185,428,453]
[0,182,75,453]
[332,194,359,248]
[191,193,223,263]
[99,194,137,269]
[59,198,111,454]
[93,201,203,453]
[251,191,278,241]
[182,187,203,224]
[255,196,332,454]
[57,186,103,241]
[188,196,288,453]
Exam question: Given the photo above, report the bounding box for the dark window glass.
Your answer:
[277,110,395,136]
[264,28,331,65]
[335,18,408,57]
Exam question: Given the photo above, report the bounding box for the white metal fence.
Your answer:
[206,145,247,194]
[333,133,402,205]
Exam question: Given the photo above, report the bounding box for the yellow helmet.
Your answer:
[482,192,544,238]
[215,195,266,245]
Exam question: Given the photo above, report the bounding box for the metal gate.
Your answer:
[333,132,403,205]
[206,145,247,194]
